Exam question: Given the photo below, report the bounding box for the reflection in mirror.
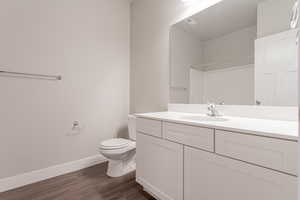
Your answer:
[170,0,298,106]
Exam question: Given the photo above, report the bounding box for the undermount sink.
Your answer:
[181,115,229,122]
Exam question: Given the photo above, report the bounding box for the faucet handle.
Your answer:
[207,103,217,116]
[207,102,223,117]
[207,103,215,110]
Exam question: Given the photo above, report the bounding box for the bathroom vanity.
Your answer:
[135,112,298,200]
[136,0,300,199]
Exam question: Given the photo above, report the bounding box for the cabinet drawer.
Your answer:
[136,118,162,138]
[215,130,298,175]
[163,122,214,152]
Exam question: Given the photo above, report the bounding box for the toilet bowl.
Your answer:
[99,115,136,177]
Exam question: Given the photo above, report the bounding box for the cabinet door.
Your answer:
[255,29,298,106]
[136,132,183,200]
[184,147,297,200]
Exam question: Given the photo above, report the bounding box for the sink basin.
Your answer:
[181,115,229,122]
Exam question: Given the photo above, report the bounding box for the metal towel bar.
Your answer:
[0,70,62,80]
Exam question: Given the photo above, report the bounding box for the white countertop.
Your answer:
[135,112,298,141]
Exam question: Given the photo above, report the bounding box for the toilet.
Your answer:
[99,115,136,177]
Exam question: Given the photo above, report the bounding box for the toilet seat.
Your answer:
[99,140,136,158]
[100,138,132,150]
[100,141,136,155]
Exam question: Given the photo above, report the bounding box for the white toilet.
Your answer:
[99,115,136,177]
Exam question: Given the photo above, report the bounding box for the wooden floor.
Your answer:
[0,162,155,200]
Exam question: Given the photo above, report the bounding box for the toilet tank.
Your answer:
[128,115,136,141]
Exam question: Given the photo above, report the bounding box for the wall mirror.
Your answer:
[169,0,298,106]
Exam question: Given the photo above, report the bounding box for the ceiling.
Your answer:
[175,0,262,41]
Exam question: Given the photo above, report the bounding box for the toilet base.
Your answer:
[107,156,136,177]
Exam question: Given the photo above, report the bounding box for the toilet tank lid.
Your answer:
[100,138,130,149]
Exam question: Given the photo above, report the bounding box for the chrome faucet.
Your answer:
[207,103,221,117]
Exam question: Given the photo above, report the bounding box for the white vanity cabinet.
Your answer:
[136,132,183,200]
[136,117,297,200]
[184,147,297,200]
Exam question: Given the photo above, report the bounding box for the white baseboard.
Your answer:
[0,155,107,193]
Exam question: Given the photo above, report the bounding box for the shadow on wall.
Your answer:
[117,126,129,139]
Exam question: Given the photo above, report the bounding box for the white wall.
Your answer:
[180,26,256,105]
[170,26,203,104]
[202,26,256,71]
[0,0,130,179]
[130,0,183,113]
[189,66,254,105]
[203,65,255,105]
[189,68,204,104]
[197,26,256,105]
[170,27,203,89]
[257,0,294,38]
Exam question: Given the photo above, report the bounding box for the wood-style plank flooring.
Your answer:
[0,162,155,200]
